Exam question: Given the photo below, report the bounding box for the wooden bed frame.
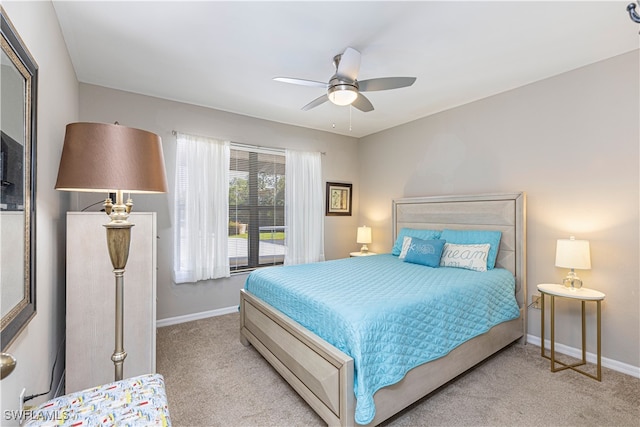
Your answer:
[240,192,526,426]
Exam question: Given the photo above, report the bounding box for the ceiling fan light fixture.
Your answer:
[328,84,358,106]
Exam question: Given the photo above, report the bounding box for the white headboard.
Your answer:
[392,192,527,311]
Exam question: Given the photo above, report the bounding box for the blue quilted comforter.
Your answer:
[244,254,520,424]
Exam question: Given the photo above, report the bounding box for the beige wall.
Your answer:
[358,51,639,370]
[76,83,360,321]
[0,0,78,421]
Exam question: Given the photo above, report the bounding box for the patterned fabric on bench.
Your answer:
[24,373,171,426]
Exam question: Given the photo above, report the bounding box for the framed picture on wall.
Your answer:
[326,182,352,216]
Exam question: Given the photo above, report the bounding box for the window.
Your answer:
[228,147,286,271]
[173,133,321,281]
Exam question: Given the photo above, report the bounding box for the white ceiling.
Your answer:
[52,1,639,138]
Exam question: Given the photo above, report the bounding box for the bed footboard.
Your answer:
[241,288,522,427]
[240,289,355,426]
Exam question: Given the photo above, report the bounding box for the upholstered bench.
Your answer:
[24,373,171,426]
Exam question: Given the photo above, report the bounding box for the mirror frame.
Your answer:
[1,7,38,351]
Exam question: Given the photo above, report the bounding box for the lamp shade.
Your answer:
[55,122,168,194]
[555,237,591,270]
[357,226,372,244]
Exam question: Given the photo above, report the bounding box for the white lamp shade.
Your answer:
[555,237,591,270]
[357,226,372,244]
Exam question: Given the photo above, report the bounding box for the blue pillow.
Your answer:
[392,228,441,256]
[403,238,446,268]
[440,229,502,269]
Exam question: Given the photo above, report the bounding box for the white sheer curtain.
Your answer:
[284,149,324,265]
[174,133,230,283]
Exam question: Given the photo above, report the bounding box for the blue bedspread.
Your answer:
[244,254,520,424]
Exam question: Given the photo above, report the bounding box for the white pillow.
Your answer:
[439,243,490,272]
[399,236,413,259]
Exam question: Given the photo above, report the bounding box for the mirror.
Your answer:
[1,8,37,351]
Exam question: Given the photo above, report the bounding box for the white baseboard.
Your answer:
[156,306,238,328]
[526,334,640,379]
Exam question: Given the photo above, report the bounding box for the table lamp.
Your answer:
[555,236,591,290]
[55,122,168,381]
[357,226,372,254]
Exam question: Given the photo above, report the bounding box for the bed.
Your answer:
[240,192,526,426]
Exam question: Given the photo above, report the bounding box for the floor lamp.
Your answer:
[55,122,167,381]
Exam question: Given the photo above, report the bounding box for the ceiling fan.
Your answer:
[274,47,416,112]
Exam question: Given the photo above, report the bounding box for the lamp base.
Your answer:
[360,244,369,253]
[563,269,583,290]
[104,196,134,381]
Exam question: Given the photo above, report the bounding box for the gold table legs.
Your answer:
[540,293,602,381]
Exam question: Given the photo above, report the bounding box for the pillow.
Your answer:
[440,243,490,272]
[392,228,441,256]
[440,229,502,269]
[403,238,446,268]
[398,236,412,259]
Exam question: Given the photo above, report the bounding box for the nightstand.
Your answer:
[537,283,605,381]
[350,251,377,257]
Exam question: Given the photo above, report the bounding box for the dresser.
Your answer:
[66,212,157,393]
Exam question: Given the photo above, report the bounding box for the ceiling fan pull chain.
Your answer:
[349,105,352,132]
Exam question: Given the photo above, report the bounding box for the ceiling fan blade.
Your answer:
[358,77,416,92]
[351,93,374,112]
[302,94,329,111]
[274,77,327,88]
[336,47,360,81]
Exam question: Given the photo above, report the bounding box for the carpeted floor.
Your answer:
[156,313,639,426]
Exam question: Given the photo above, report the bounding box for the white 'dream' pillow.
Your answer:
[399,236,413,259]
[439,243,490,272]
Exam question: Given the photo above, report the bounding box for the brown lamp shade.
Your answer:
[55,122,168,193]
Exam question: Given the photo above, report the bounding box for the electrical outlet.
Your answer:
[19,388,25,414]
[531,294,541,309]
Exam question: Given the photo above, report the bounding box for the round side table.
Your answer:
[537,283,605,381]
